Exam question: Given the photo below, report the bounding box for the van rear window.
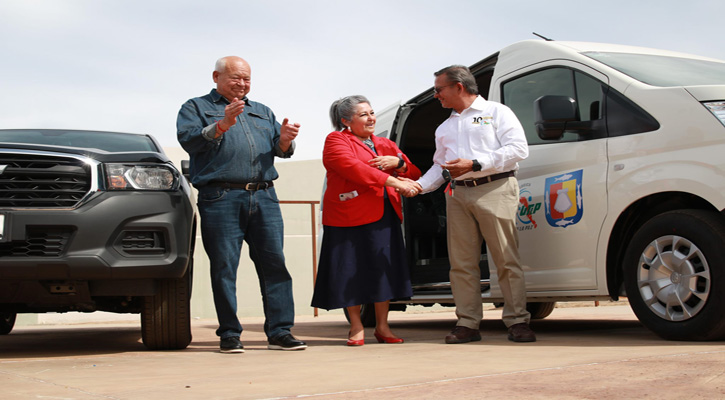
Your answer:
[583,52,725,87]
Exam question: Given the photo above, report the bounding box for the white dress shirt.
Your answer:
[417,96,529,193]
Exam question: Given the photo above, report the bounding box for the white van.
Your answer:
[367,39,725,341]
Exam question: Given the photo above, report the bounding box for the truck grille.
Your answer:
[119,230,167,255]
[0,153,92,208]
[0,228,72,257]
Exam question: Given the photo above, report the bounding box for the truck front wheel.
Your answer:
[141,264,193,350]
[623,209,725,340]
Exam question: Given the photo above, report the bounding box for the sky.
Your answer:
[1,0,724,161]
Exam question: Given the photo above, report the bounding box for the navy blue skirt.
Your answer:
[311,199,412,310]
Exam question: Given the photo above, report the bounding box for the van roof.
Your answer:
[507,40,724,63]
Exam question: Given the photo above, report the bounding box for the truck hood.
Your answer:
[0,142,171,164]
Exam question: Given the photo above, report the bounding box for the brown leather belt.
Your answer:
[453,171,515,187]
[207,181,274,191]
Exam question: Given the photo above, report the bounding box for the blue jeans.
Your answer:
[198,185,295,339]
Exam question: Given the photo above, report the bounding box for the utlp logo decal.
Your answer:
[544,169,583,228]
[517,183,541,231]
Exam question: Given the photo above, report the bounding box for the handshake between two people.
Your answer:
[371,154,422,198]
[392,177,423,198]
[370,155,421,198]
[385,158,473,198]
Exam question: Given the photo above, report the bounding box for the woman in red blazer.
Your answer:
[312,95,421,346]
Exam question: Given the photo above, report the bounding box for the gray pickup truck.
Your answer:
[0,129,196,350]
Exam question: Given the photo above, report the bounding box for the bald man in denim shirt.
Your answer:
[177,56,306,353]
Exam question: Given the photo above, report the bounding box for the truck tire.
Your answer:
[141,265,192,350]
[623,209,725,340]
[0,312,16,335]
[527,302,556,319]
[343,304,377,328]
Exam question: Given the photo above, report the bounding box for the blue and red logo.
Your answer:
[518,185,541,231]
[544,170,583,228]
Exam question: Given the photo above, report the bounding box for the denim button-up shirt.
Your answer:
[176,89,295,187]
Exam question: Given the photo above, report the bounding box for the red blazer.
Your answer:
[322,129,421,227]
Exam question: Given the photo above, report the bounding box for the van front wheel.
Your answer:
[527,302,556,319]
[623,210,725,340]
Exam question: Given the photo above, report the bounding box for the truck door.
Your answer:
[495,63,610,292]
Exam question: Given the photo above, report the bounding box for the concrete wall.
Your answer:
[25,147,338,326]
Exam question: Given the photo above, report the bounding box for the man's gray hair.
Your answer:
[329,95,370,131]
[214,57,229,73]
[435,65,479,95]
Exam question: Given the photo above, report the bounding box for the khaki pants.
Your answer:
[446,177,530,329]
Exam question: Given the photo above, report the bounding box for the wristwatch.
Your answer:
[471,159,482,172]
[396,153,405,169]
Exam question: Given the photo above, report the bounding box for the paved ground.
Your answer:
[1,303,724,399]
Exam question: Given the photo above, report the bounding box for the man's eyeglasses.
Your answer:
[433,83,458,94]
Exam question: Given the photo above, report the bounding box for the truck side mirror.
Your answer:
[534,95,579,140]
[181,159,191,180]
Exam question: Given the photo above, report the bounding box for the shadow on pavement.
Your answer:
[2,308,715,358]
[0,325,145,358]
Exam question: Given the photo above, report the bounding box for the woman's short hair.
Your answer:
[434,65,479,96]
[329,95,370,131]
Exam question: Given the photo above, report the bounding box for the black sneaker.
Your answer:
[267,333,307,351]
[220,336,245,353]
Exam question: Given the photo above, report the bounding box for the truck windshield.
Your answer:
[583,52,725,87]
[0,130,158,152]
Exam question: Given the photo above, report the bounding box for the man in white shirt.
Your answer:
[412,65,536,343]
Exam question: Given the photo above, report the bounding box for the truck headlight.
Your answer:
[703,101,725,127]
[105,164,179,190]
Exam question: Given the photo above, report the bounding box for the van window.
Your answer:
[502,68,605,145]
[605,87,660,136]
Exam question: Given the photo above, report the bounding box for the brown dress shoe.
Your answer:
[507,323,536,342]
[444,326,482,344]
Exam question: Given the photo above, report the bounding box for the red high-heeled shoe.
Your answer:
[347,331,364,346]
[374,331,404,344]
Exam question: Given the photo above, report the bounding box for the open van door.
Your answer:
[372,101,403,141]
[394,63,498,300]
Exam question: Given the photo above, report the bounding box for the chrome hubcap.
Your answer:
[637,235,710,321]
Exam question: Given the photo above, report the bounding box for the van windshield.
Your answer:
[583,52,725,87]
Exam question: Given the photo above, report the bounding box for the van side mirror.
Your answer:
[534,95,579,140]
